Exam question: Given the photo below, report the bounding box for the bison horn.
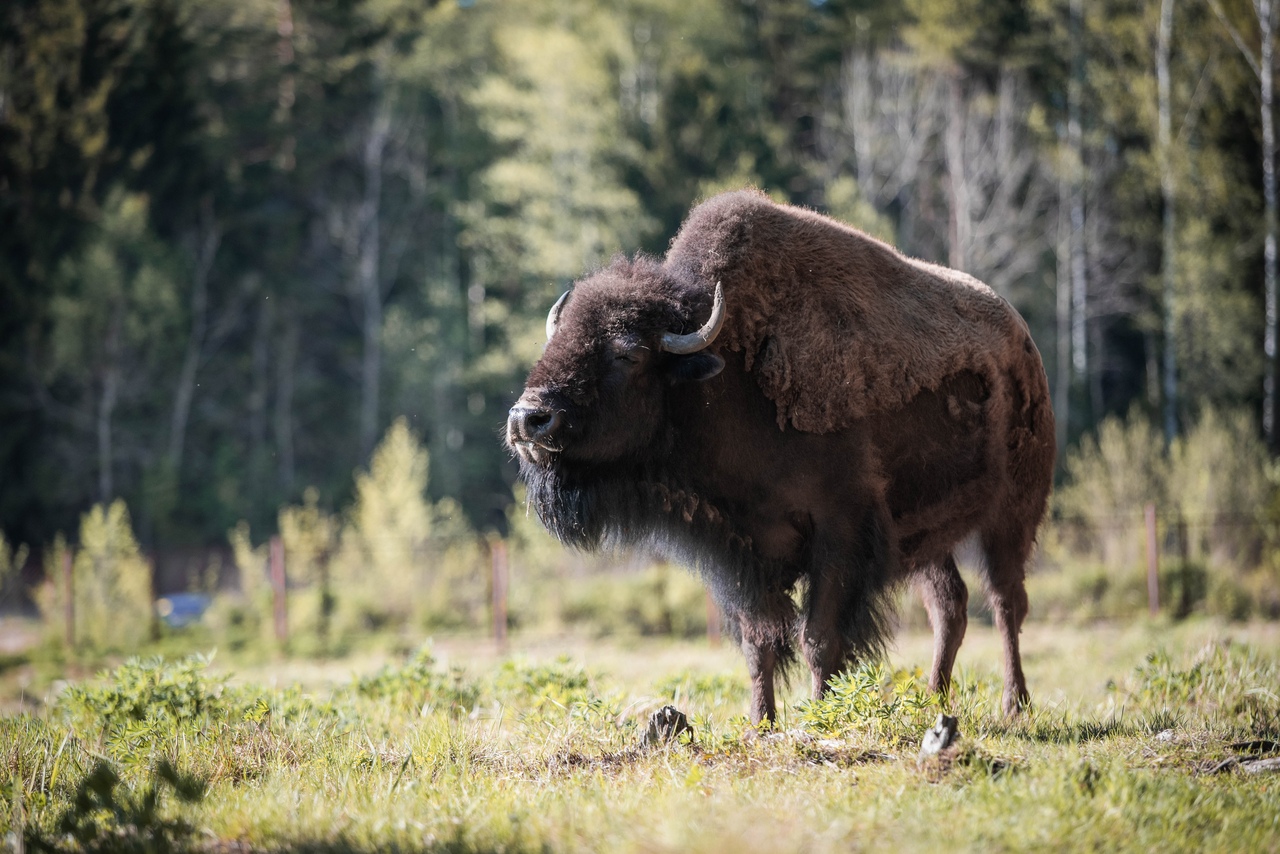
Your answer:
[545,290,570,341]
[660,282,726,354]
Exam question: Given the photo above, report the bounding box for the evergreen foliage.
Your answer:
[1,0,1277,583]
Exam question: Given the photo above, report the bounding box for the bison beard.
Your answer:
[520,448,897,704]
[508,189,1056,724]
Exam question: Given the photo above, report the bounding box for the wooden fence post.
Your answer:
[269,535,287,642]
[1144,503,1160,616]
[491,539,508,652]
[62,548,74,650]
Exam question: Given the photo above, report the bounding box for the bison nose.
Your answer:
[508,405,564,446]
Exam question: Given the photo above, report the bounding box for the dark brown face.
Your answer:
[506,259,726,471]
[507,333,666,466]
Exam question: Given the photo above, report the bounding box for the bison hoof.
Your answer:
[1002,691,1031,718]
[919,713,960,758]
[644,705,694,747]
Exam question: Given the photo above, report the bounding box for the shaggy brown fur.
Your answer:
[666,189,1040,434]
[507,189,1056,724]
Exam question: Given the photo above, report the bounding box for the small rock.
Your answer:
[1155,729,1175,742]
[919,713,959,758]
[644,705,693,747]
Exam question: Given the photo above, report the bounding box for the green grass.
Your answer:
[2,620,1279,852]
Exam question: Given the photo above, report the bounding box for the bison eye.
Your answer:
[613,345,647,365]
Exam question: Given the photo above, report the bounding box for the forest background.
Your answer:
[3,0,1280,643]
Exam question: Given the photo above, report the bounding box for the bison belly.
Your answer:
[869,370,999,566]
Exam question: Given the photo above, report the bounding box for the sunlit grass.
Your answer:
[2,620,1278,852]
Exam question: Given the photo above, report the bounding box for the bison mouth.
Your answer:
[507,398,567,467]
[510,436,562,466]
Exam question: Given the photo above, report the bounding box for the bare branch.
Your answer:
[1207,0,1262,79]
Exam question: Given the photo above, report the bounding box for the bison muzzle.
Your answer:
[506,189,1056,724]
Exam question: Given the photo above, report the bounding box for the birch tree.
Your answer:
[1158,0,1179,441]
[1207,0,1277,448]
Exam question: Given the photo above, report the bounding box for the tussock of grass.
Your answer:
[3,623,1279,852]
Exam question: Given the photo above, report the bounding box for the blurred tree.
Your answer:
[43,190,183,511]
[1,0,202,544]
[0,0,1274,573]
[1207,0,1279,449]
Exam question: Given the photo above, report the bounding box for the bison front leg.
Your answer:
[738,616,780,725]
[802,507,893,701]
[801,566,849,699]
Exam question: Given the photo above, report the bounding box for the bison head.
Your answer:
[506,257,725,544]
[508,257,725,467]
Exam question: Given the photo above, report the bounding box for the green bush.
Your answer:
[494,657,599,718]
[1169,410,1270,567]
[795,663,942,745]
[1055,413,1166,569]
[225,420,491,652]
[1044,408,1277,622]
[332,417,436,630]
[653,670,747,707]
[35,502,154,653]
[355,644,479,716]
[60,655,228,733]
[555,563,709,638]
[1126,643,1280,738]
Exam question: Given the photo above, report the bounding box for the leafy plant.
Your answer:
[796,663,942,745]
[59,655,229,733]
[35,502,154,653]
[495,657,595,714]
[356,644,479,716]
[654,671,747,707]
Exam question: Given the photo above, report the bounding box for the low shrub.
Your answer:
[555,563,709,638]
[34,503,154,654]
[795,663,942,745]
[355,643,479,715]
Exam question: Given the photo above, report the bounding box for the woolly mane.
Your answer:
[664,189,1037,433]
[521,452,896,672]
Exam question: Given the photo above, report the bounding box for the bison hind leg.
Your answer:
[913,554,968,700]
[980,527,1034,717]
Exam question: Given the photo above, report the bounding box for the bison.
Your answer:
[506,189,1055,723]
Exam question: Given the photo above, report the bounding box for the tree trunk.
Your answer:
[1055,134,1072,454]
[1158,0,1178,442]
[945,72,971,271]
[1069,0,1088,386]
[249,297,273,480]
[357,98,392,460]
[98,304,123,504]
[168,210,220,475]
[1261,0,1278,449]
[275,302,298,492]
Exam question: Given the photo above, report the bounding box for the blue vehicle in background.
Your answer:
[155,593,211,629]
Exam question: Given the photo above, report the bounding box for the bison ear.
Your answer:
[667,352,725,383]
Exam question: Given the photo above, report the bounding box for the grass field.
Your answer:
[2,618,1279,852]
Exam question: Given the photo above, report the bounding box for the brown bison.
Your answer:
[507,189,1055,723]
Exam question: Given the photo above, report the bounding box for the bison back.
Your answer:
[665,189,1037,433]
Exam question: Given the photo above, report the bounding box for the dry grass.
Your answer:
[2,619,1279,852]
